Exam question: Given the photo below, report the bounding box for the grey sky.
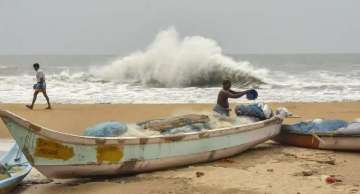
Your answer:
[0,0,359,54]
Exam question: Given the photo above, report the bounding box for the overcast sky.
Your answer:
[0,0,359,54]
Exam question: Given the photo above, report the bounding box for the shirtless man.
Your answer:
[213,80,250,116]
[26,63,52,110]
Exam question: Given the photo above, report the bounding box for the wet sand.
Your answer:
[0,102,360,194]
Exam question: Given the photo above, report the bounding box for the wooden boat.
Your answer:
[0,109,282,178]
[0,144,32,194]
[273,125,360,151]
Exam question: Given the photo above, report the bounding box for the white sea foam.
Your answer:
[0,68,359,103]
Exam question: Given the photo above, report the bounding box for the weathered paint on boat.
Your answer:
[0,109,282,178]
[0,144,32,194]
[273,125,360,151]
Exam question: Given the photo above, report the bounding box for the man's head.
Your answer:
[33,63,40,71]
[222,79,231,90]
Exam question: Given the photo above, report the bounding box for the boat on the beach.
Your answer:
[0,109,282,178]
[273,125,360,151]
[0,144,32,194]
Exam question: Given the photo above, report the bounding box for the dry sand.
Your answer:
[0,102,360,194]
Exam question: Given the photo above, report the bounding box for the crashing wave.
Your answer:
[92,27,268,87]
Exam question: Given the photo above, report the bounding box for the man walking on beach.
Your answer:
[26,63,52,110]
[213,80,249,116]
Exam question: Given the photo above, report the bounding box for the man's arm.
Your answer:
[228,89,238,94]
[229,89,251,94]
[224,90,248,98]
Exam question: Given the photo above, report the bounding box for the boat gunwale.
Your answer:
[274,129,360,151]
[280,126,360,137]
[0,109,282,145]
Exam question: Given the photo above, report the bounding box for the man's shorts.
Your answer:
[33,82,46,90]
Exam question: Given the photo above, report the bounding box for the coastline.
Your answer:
[1,101,360,138]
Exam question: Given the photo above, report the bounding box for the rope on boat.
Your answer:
[310,131,326,144]
[13,129,33,163]
[14,147,21,162]
[5,162,28,169]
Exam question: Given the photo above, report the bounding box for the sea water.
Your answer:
[0,28,359,103]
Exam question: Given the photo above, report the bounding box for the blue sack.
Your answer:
[246,89,258,100]
[84,122,128,137]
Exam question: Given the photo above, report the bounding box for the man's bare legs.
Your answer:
[42,89,52,109]
[26,89,51,109]
[26,90,39,110]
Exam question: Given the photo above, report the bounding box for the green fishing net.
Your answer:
[0,163,10,180]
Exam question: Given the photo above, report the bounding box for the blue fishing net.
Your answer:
[161,123,210,135]
[284,119,348,134]
[235,104,266,120]
[84,122,128,137]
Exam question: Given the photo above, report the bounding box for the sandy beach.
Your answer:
[1,102,360,194]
